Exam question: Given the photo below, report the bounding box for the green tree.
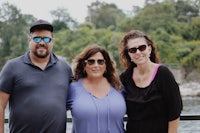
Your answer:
[182,16,200,40]
[53,24,123,67]
[86,1,126,30]
[0,2,35,68]
[180,41,200,75]
[50,7,78,31]
[175,0,199,23]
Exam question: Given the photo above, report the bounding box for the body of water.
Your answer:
[4,82,200,133]
[178,97,200,133]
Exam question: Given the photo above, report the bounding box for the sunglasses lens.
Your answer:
[85,59,105,65]
[43,37,51,43]
[86,59,95,65]
[128,48,137,53]
[33,37,51,43]
[138,45,147,51]
[128,45,147,53]
[97,59,105,65]
[33,37,42,43]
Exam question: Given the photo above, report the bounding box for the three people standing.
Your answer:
[0,19,182,133]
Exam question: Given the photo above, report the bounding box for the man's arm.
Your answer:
[0,91,10,133]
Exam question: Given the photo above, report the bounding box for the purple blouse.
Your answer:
[67,79,126,133]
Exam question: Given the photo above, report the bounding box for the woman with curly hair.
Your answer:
[67,44,126,133]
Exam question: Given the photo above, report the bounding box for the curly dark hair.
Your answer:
[119,29,160,69]
[72,44,121,90]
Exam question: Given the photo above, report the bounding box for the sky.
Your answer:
[0,0,145,23]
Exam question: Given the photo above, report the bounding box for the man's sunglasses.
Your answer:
[33,36,52,43]
[85,59,105,65]
[128,44,147,53]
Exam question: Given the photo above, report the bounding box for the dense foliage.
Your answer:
[0,0,199,77]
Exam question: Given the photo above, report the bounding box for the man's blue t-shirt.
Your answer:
[0,52,73,133]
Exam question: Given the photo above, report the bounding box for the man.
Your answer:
[0,19,73,133]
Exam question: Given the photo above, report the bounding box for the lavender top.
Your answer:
[67,79,126,133]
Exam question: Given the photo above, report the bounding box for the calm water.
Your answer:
[178,97,200,133]
[5,84,200,133]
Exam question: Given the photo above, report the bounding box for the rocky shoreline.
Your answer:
[170,68,200,97]
[170,68,200,84]
[179,82,200,97]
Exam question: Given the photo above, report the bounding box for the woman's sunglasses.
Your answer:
[128,44,147,53]
[33,36,52,43]
[85,59,105,65]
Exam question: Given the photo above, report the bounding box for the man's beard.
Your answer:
[33,46,50,58]
[33,51,49,58]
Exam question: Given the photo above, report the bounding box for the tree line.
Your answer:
[0,0,199,79]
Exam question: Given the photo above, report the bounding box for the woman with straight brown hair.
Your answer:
[119,29,182,133]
